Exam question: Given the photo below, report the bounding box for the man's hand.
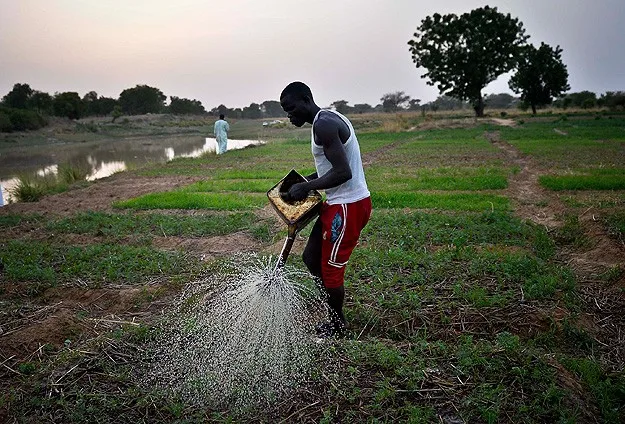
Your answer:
[286,182,309,202]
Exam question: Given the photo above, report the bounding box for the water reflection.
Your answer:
[86,160,127,181]
[37,165,58,177]
[0,177,17,206]
[0,137,263,205]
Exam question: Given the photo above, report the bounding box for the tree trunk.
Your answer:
[473,96,485,117]
[531,104,537,115]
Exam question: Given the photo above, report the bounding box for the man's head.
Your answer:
[280,82,316,127]
[219,114,225,120]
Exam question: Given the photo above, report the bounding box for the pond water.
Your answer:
[0,136,264,205]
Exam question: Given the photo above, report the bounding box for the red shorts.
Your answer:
[320,197,372,289]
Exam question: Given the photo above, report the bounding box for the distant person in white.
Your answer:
[214,114,230,155]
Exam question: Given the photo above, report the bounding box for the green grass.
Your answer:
[553,215,592,248]
[371,127,505,167]
[46,211,270,239]
[371,192,509,211]
[561,357,625,423]
[114,191,266,210]
[3,117,625,423]
[367,166,510,191]
[332,336,580,423]
[362,210,554,258]
[340,209,573,335]
[8,161,94,202]
[355,132,411,153]
[499,118,625,169]
[348,244,573,320]
[500,117,625,142]
[0,240,196,284]
[213,169,307,180]
[0,213,43,228]
[182,179,275,193]
[560,192,625,209]
[540,173,625,191]
[605,211,625,242]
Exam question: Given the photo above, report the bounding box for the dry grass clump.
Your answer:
[11,162,90,202]
[11,173,58,202]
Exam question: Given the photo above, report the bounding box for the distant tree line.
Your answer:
[2,81,624,133]
[0,82,294,132]
[552,91,625,110]
[207,100,287,120]
[327,89,625,116]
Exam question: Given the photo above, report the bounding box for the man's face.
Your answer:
[280,95,308,127]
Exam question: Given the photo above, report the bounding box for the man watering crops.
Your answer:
[214,114,230,154]
[280,81,372,338]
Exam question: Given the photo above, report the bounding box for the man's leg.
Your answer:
[302,217,323,285]
[326,286,346,328]
[319,199,372,335]
[303,215,345,334]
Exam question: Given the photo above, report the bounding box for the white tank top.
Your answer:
[311,110,370,205]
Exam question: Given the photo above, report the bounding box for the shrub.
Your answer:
[581,98,595,109]
[0,112,12,132]
[599,91,625,111]
[111,105,123,123]
[500,111,508,118]
[0,107,48,132]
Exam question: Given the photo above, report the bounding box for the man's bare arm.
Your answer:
[287,115,352,200]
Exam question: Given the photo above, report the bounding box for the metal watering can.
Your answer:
[267,169,322,271]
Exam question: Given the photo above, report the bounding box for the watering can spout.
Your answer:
[267,169,322,271]
[273,225,297,273]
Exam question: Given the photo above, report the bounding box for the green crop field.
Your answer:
[1,114,624,423]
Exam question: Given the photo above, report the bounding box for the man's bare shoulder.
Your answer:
[313,111,347,134]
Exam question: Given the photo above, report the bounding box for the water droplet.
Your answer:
[138,253,329,411]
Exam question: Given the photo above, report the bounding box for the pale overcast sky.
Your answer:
[1,0,623,109]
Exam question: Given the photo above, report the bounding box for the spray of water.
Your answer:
[139,253,329,411]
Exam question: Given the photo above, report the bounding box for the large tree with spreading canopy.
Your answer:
[408,6,528,117]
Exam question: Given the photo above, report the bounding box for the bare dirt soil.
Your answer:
[1,173,203,217]
[484,130,566,228]
[152,232,262,259]
[484,130,624,278]
[1,286,163,360]
[485,130,625,373]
